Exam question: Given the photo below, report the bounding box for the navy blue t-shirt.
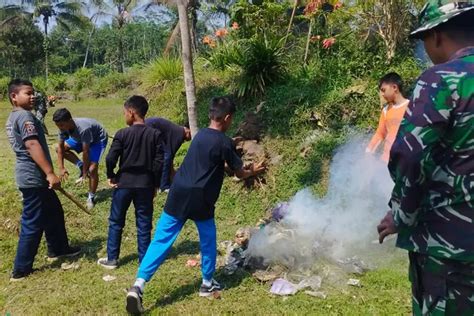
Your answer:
[164,128,243,221]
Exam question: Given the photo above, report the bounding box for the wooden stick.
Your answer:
[58,188,91,215]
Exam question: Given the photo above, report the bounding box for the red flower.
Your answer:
[304,0,323,16]
[231,22,239,30]
[203,35,216,48]
[215,28,228,38]
[322,37,336,49]
[334,2,343,10]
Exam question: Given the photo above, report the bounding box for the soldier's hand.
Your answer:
[59,167,69,181]
[46,172,61,190]
[377,211,397,244]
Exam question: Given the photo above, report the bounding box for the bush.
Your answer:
[91,72,134,97]
[32,77,48,94]
[0,76,10,100]
[72,68,93,100]
[141,57,182,91]
[48,73,69,92]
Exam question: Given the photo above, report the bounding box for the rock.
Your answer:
[61,262,80,271]
[252,270,279,282]
[102,275,116,282]
[347,278,361,287]
[235,227,252,247]
[234,112,263,141]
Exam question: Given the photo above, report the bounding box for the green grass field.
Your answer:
[0,98,411,315]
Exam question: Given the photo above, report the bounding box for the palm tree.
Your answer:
[6,1,84,83]
[176,0,198,137]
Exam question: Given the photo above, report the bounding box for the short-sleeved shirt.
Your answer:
[165,128,243,221]
[145,117,185,157]
[59,118,107,145]
[6,109,51,188]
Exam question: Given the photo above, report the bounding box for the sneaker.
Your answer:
[126,286,144,314]
[47,246,81,262]
[199,279,223,297]
[10,270,32,282]
[86,197,95,210]
[97,257,118,269]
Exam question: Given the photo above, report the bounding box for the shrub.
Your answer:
[141,57,182,91]
[48,73,69,92]
[0,76,10,100]
[72,68,93,100]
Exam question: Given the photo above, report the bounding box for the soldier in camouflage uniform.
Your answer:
[33,90,49,134]
[377,1,474,315]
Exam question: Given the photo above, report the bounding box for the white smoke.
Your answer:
[247,135,395,268]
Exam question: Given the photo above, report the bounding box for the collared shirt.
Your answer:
[389,47,474,261]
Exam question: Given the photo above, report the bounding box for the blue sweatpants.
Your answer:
[137,211,216,281]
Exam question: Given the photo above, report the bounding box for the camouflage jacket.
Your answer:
[389,47,474,261]
[34,91,48,115]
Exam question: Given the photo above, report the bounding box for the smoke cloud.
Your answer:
[247,135,397,269]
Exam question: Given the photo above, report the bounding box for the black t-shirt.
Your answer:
[165,128,243,221]
[105,124,164,188]
[145,117,185,157]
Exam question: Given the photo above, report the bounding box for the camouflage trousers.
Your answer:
[409,252,474,316]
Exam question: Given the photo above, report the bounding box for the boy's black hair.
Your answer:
[379,72,403,93]
[124,95,149,118]
[7,79,33,102]
[52,108,73,123]
[436,10,474,42]
[209,96,236,120]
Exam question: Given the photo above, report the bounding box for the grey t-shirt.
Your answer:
[6,109,51,188]
[59,118,107,145]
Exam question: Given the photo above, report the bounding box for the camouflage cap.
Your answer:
[410,0,474,38]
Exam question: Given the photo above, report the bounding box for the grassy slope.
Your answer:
[0,95,410,315]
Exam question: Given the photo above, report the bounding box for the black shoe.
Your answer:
[10,270,32,282]
[97,257,118,269]
[199,279,223,297]
[47,246,81,261]
[126,286,144,314]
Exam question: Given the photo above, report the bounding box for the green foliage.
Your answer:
[141,57,182,91]
[0,76,10,100]
[91,71,135,98]
[72,67,93,100]
[48,73,69,92]
[32,76,48,94]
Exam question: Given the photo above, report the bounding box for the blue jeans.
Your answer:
[14,188,70,274]
[107,188,154,262]
[137,211,217,281]
[160,151,172,191]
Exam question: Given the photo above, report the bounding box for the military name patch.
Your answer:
[24,121,37,136]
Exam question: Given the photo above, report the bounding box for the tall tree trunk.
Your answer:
[83,24,96,68]
[284,0,299,46]
[163,22,180,57]
[43,20,49,85]
[177,0,198,137]
[118,28,125,73]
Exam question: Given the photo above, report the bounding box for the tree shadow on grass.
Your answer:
[93,188,113,204]
[147,268,250,312]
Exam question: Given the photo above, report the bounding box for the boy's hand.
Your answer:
[250,160,266,176]
[46,173,61,190]
[59,167,69,181]
[377,211,398,244]
[107,178,118,188]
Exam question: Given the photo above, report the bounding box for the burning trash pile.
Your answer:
[218,136,399,296]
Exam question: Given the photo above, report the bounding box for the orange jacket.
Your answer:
[366,100,409,162]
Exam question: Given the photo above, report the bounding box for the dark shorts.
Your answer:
[409,251,474,316]
[65,138,107,163]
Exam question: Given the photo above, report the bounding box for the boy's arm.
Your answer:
[80,129,93,177]
[224,138,265,179]
[57,139,68,179]
[366,110,387,153]
[105,131,122,186]
[25,138,60,189]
